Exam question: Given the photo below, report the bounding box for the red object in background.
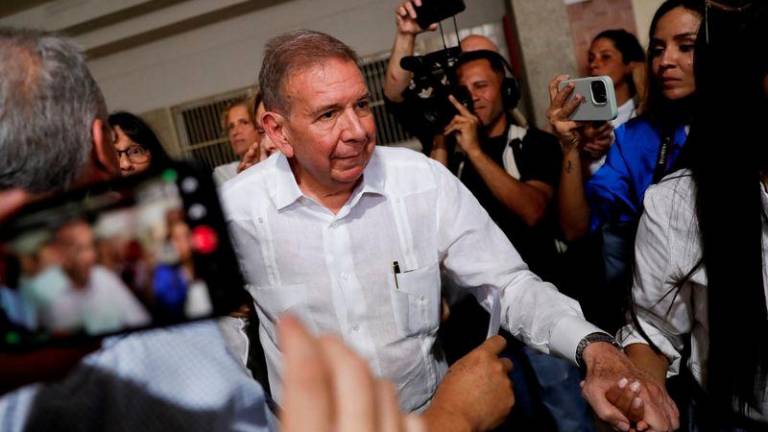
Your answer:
[191,225,218,254]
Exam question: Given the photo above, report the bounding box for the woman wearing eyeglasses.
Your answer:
[108,111,171,176]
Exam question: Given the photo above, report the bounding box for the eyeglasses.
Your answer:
[116,145,150,163]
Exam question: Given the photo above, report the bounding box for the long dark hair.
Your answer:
[108,111,172,168]
[642,0,704,129]
[686,2,768,412]
[633,1,768,414]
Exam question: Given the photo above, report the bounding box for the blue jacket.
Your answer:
[586,117,688,232]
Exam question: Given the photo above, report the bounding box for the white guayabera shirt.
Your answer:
[222,146,602,411]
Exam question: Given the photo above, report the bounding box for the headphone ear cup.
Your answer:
[502,77,520,109]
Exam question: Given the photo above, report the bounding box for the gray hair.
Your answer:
[0,27,107,192]
[259,30,359,115]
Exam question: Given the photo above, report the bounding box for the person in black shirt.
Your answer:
[435,50,562,282]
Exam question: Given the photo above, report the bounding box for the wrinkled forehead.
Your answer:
[281,59,367,114]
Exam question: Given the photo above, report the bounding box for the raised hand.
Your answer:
[279,315,425,432]
[547,74,586,153]
[395,0,438,36]
[444,94,482,156]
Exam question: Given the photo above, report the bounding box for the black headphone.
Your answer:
[456,50,521,110]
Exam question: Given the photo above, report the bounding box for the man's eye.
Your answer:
[356,100,370,109]
[319,110,336,120]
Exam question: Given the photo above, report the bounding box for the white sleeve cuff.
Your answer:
[549,315,606,365]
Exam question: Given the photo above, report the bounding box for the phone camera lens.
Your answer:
[591,81,607,104]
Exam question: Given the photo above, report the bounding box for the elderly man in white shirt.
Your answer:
[221,29,677,431]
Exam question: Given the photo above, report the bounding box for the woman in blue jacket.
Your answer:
[547,0,704,331]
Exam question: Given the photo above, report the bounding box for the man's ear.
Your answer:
[262,112,295,158]
[91,118,120,177]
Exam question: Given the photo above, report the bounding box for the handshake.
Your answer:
[278,311,679,432]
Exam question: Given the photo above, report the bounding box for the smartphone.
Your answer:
[558,76,618,122]
[414,0,466,29]
[0,162,246,351]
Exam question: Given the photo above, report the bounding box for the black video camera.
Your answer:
[400,47,474,136]
[398,0,472,136]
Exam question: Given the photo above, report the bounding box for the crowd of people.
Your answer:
[0,0,766,430]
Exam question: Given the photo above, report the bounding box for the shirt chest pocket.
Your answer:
[389,262,440,337]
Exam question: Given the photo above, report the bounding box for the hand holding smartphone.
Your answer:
[557,76,618,122]
[0,163,245,351]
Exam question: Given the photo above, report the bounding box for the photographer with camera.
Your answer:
[384,2,560,282]
[383,4,606,431]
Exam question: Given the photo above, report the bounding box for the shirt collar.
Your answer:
[270,153,303,210]
[269,148,387,211]
[358,148,386,197]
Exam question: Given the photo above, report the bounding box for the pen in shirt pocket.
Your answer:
[392,261,401,289]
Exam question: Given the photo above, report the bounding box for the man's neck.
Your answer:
[289,160,357,215]
[486,114,508,139]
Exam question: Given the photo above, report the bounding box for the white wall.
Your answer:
[84,0,506,114]
[632,0,664,47]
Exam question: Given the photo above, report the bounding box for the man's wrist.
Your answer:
[463,143,483,160]
[576,332,622,372]
[395,30,418,40]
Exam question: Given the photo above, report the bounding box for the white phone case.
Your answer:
[558,76,618,122]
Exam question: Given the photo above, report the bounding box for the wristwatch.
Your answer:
[575,332,623,372]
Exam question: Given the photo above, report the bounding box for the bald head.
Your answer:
[460,35,499,53]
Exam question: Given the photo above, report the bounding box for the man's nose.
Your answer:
[340,109,368,142]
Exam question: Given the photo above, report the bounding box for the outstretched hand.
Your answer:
[424,335,515,431]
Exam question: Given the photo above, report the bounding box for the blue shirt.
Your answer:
[586,118,688,232]
[0,321,276,431]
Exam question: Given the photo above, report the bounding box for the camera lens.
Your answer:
[591,80,607,104]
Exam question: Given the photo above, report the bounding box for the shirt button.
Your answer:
[351,324,360,332]
[340,273,349,280]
